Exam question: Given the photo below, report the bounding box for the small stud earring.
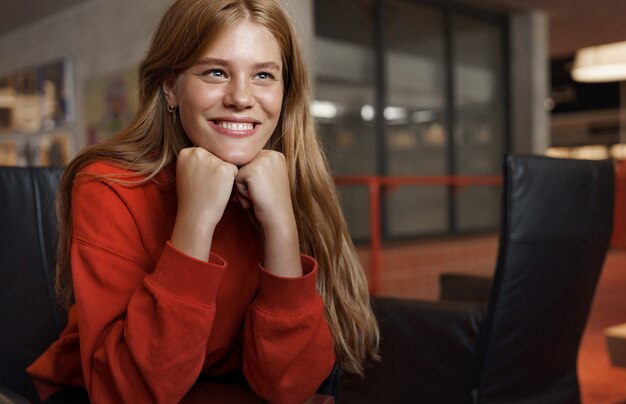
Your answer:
[167,104,177,126]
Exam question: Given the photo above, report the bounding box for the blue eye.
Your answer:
[256,72,273,80]
[202,69,226,78]
[210,70,224,77]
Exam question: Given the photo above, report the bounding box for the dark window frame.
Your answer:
[314,0,511,243]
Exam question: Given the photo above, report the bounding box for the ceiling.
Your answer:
[2,0,626,58]
[0,0,90,37]
[459,0,626,57]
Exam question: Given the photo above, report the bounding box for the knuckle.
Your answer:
[216,162,235,176]
[267,150,285,162]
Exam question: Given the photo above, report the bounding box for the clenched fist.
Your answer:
[171,147,238,261]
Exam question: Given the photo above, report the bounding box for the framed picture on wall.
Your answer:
[85,67,138,145]
[12,68,40,134]
[39,59,71,131]
[0,76,13,133]
[0,57,74,167]
[0,58,72,135]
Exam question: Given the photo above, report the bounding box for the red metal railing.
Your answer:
[334,175,503,294]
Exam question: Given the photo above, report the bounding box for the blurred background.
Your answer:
[1,0,626,401]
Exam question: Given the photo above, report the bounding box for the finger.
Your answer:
[240,197,252,210]
[232,183,250,209]
[237,193,252,209]
[234,181,250,199]
[232,192,250,209]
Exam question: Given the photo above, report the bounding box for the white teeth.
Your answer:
[216,121,254,130]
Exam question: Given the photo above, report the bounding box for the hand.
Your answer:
[233,150,293,231]
[234,150,302,277]
[171,147,238,261]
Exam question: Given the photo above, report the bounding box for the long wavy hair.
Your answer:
[55,0,379,376]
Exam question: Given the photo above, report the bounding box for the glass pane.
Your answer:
[384,0,448,237]
[338,186,371,241]
[314,0,376,240]
[455,185,500,230]
[387,186,448,237]
[452,14,505,231]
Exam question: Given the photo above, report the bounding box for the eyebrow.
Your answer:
[195,57,281,71]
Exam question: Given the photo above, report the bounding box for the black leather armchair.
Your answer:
[342,155,615,404]
[0,166,66,403]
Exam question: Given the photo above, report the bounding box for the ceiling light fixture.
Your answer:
[572,41,626,83]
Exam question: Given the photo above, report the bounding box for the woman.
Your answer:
[27,0,379,402]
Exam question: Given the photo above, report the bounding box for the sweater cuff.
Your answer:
[255,254,319,314]
[149,241,226,306]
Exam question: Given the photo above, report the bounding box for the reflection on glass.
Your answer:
[453,14,504,231]
[385,0,448,237]
[314,0,376,240]
[314,0,507,240]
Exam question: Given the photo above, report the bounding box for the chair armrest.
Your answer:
[0,384,30,404]
[440,273,492,303]
[341,297,484,404]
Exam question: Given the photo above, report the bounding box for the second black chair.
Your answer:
[342,155,615,404]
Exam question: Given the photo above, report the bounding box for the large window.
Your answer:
[314,0,377,240]
[314,0,508,240]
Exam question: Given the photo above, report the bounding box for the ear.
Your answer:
[162,76,178,107]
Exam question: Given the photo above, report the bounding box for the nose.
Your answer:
[224,77,254,110]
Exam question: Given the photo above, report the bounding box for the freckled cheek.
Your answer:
[181,88,223,112]
[257,91,284,117]
[178,96,214,134]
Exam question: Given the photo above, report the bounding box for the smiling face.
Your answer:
[163,19,284,166]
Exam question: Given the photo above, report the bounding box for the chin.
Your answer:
[220,153,254,167]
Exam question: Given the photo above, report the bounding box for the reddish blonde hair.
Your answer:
[56,0,379,376]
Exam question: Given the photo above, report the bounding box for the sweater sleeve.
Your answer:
[71,176,225,403]
[243,255,336,403]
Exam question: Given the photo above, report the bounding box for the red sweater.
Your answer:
[27,162,335,403]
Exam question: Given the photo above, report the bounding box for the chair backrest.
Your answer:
[474,155,614,403]
[0,166,66,401]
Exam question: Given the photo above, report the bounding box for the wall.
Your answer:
[509,10,550,154]
[0,0,314,154]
